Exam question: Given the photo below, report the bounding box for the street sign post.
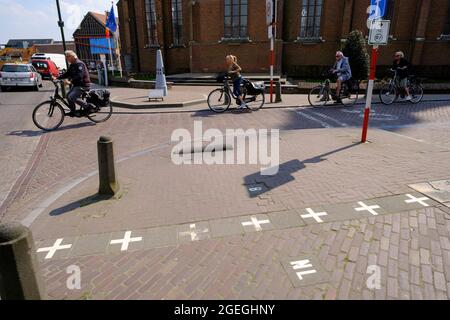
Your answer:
[267,0,276,103]
[361,17,391,143]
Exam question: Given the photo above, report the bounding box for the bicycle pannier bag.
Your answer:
[87,89,111,107]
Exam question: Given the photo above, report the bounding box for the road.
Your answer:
[0,81,53,211]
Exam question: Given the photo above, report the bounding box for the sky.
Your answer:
[0,0,117,44]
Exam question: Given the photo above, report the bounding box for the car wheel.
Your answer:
[0,86,8,92]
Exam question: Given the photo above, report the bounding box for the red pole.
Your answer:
[361,46,379,143]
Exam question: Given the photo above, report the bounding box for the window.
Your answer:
[384,0,395,20]
[224,0,248,39]
[145,0,158,45]
[443,4,450,36]
[299,0,323,39]
[172,0,184,45]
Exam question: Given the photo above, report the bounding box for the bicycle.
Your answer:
[308,71,360,108]
[207,75,265,113]
[32,80,113,131]
[379,69,423,105]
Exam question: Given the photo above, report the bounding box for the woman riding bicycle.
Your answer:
[226,55,247,110]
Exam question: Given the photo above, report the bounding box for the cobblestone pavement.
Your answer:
[1,90,450,299]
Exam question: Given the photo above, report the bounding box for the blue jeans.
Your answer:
[67,86,89,111]
[233,77,243,98]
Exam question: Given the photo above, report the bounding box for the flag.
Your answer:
[106,5,117,33]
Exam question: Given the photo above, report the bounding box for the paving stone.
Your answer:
[178,221,211,243]
[69,233,111,258]
[35,237,77,261]
[144,225,178,249]
[281,255,329,288]
[268,209,305,229]
[209,217,245,238]
[238,214,275,233]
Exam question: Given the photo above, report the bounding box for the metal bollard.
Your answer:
[97,136,120,196]
[0,222,46,300]
[275,81,282,103]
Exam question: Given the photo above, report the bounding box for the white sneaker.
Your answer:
[237,103,246,110]
[406,95,412,101]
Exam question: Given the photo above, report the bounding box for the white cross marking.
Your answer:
[241,216,270,232]
[405,194,430,207]
[355,201,381,216]
[110,231,143,251]
[290,260,317,280]
[301,208,328,223]
[179,224,209,241]
[37,239,72,259]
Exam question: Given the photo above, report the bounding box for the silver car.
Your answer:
[0,63,43,92]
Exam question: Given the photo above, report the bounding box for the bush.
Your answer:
[342,30,369,81]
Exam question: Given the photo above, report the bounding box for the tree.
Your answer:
[342,30,369,81]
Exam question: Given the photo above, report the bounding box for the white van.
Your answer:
[31,53,67,71]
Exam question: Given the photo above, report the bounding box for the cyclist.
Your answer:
[54,50,91,117]
[226,55,247,110]
[330,51,352,104]
[392,51,412,101]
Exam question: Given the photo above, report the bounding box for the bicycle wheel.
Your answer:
[308,86,329,107]
[379,84,397,105]
[32,100,65,131]
[208,88,231,113]
[409,84,423,104]
[87,102,113,123]
[340,83,359,107]
[244,93,265,111]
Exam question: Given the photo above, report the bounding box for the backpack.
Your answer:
[87,89,111,107]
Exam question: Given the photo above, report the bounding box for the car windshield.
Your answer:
[33,61,48,69]
[1,65,30,72]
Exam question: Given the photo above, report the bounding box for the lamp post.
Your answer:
[55,0,68,69]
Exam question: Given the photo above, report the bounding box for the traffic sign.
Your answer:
[369,0,387,20]
[266,0,274,26]
[368,20,390,45]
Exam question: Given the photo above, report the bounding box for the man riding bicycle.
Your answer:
[331,51,352,104]
[392,51,412,101]
[54,50,91,117]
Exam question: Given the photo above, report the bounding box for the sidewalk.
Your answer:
[107,84,450,112]
[3,95,450,300]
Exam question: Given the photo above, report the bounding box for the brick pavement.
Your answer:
[2,96,450,299]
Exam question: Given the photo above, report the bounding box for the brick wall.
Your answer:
[118,0,450,79]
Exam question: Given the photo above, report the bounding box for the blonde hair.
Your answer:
[226,55,237,63]
[65,50,78,59]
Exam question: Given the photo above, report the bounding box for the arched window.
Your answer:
[172,0,184,46]
[145,0,158,45]
[224,0,248,39]
[299,0,323,39]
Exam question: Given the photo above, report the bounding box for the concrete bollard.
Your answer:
[275,81,282,103]
[0,222,46,300]
[97,136,120,196]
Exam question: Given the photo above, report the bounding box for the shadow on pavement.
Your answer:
[49,194,112,217]
[244,143,361,198]
[7,122,95,137]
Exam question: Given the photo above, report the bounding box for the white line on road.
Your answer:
[293,109,332,128]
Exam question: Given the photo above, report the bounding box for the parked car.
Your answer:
[0,63,43,91]
[31,59,60,79]
[31,53,66,72]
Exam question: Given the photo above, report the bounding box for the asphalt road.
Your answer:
[0,81,54,210]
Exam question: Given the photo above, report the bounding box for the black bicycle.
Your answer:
[32,80,113,131]
[308,71,360,107]
[379,69,423,105]
[207,75,265,113]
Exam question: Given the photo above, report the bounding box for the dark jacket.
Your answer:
[59,59,91,88]
[392,58,410,79]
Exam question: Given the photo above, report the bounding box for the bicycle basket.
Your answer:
[87,89,110,107]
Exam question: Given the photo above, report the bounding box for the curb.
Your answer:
[111,97,207,109]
